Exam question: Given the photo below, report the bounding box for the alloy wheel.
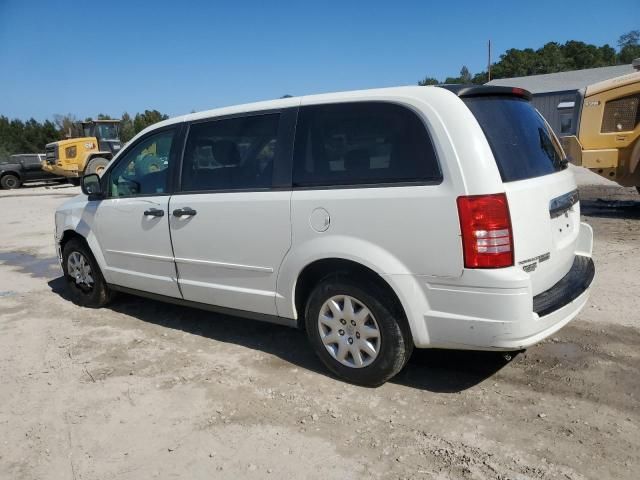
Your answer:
[67,251,94,291]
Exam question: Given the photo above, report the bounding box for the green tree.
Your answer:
[53,114,80,138]
[619,44,640,63]
[599,44,617,65]
[618,30,640,63]
[618,30,639,48]
[471,71,488,84]
[535,42,570,73]
[120,112,135,143]
[561,41,614,70]
[460,66,472,83]
[0,115,60,158]
[133,110,169,134]
[418,76,440,86]
[465,37,623,84]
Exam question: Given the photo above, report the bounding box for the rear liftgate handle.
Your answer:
[172,207,197,217]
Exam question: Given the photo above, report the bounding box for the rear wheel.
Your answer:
[304,275,413,386]
[1,174,21,189]
[85,157,110,176]
[62,238,112,307]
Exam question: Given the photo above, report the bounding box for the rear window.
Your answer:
[293,102,441,187]
[464,97,566,182]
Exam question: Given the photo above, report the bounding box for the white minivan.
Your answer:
[55,85,594,385]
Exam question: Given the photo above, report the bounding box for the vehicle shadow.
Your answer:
[580,198,640,219]
[48,276,511,392]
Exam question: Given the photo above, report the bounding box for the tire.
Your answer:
[1,174,21,190]
[69,178,81,186]
[62,238,113,308]
[85,157,110,176]
[304,275,413,386]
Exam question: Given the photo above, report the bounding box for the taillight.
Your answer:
[457,193,514,269]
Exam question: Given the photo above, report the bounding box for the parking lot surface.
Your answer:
[1,171,639,479]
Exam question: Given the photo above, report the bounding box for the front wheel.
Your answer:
[1,174,21,189]
[304,276,413,386]
[62,238,113,307]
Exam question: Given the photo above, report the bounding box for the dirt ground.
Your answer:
[0,169,638,480]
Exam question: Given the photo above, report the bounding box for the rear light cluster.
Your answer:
[457,193,514,269]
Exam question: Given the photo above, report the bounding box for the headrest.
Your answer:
[211,140,241,166]
[194,138,215,150]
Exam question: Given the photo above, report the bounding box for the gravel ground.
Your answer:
[0,170,638,480]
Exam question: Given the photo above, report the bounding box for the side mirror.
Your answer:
[81,174,105,200]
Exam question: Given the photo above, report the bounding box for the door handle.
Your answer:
[143,208,165,217]
[172,207,197,217]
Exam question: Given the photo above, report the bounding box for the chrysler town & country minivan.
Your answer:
[54,85,595,385]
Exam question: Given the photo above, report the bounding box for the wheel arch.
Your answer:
[293,257,410,336]
[0,170,22,181]
[59,229,88,252]
[58,225,109,281]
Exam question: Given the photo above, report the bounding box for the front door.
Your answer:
[169,112,293,315]
[93,127,182,298]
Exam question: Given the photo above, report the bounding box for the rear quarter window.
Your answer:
[292,102,441,187]
[464,97,566,182]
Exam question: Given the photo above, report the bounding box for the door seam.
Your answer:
[166,194,185,298]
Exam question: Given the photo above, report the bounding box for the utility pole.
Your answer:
[488,39,492,82]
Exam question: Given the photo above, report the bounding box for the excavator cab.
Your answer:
[80,120,122,157]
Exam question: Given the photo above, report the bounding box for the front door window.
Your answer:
[107,130,175,197]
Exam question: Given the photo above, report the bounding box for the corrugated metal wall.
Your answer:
[531,90,579,136]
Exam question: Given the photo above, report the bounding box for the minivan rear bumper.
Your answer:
[533,255,594,317]
[400,224,594,350]
[485,255,594,350]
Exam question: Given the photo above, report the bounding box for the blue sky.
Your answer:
[0,0,638,121]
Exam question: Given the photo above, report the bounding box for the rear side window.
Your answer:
[293,102,441,187]
[22,155,40,166]
[181,114,280,192]
[464,97,565,182]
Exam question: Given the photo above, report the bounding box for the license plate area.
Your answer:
[550,190,579,248]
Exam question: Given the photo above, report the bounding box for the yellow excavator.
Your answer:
[42,119,122,184]
[561,69,640,192]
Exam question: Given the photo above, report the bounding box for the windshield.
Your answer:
[464,97,566,182]
[96,123,120,140]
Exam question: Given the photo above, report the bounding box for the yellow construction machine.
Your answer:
[42,119,122,184]
[561,70,640,192]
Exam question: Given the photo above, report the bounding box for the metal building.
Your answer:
[486,64,636,137]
